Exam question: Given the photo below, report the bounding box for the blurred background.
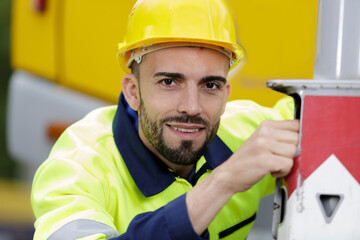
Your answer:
[0,0,317,239]
[1,0,35,239]
[0,0,13,177]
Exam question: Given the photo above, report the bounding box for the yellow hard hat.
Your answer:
[117,0,245,73]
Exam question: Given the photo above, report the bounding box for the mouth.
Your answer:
[170,126,201,133]
[166,123,205,140]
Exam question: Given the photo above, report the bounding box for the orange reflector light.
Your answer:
[46,122,71,141]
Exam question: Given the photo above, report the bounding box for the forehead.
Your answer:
[140,47,229,78]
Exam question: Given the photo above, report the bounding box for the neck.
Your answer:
[168,162,195,178]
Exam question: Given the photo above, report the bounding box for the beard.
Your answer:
[139,97,219,166]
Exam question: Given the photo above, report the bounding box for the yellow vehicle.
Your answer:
[6,0,317,238]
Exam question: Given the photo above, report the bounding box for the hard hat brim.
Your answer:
[117,37,246,74]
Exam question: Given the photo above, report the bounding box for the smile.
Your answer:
[166,123,205,140]
[170,126,200,133]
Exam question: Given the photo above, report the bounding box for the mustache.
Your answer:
[161,114,208,126]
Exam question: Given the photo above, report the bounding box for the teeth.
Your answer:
[172,127,200,133]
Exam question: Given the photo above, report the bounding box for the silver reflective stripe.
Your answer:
[48,219,120,240]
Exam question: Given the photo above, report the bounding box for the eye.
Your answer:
[161,79,176,86]
[205,82,220,90]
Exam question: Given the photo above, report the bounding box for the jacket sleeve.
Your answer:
[112,194,208,240]
[32,157,207,240]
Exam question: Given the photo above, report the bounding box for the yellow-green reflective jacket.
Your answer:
[31,95,294,240]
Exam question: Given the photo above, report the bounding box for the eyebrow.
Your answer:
[153,72,185,79]
[153,72,227,84]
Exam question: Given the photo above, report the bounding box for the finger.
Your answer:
[269,141,298,158]
[257,120,300,146]
[271,170,291,178]
[272,128,300,145]
[268,155,294,178]
[261,119,300,132]
[281,119,300,132]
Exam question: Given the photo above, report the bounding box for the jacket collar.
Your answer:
[112,93,233,197]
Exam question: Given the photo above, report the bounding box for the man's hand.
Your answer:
[218,119,300,194]
[186,119,300,235]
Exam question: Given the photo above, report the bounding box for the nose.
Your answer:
[177,83,202,116]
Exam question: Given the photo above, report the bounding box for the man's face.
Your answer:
[136,47,230,166]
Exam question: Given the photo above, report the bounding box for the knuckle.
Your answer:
[261,119,272,126]
[271,157,294,175]
[254,136,268,149]
[257,123,271,137]
[259,120,271,129]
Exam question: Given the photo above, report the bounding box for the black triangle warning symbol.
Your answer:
[317,194,343,223]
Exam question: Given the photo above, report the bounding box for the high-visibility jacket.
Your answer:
[31,94,294,240]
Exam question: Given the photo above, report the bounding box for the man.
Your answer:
[31,0,299,239]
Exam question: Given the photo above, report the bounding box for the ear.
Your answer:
[225,81,231,102]
[121,74,140,111]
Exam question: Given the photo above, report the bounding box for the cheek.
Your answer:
[210,107,225,123]
[201,97,227,121]
[141,97,175,122]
